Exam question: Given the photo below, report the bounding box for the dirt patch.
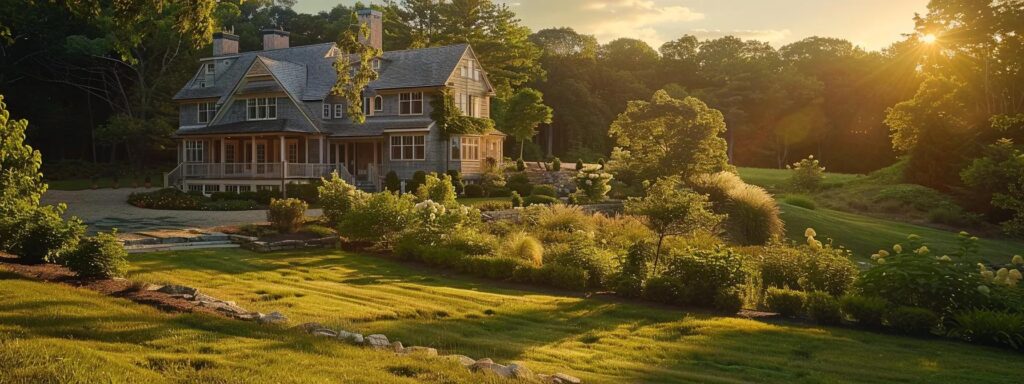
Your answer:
[0,255,221,317]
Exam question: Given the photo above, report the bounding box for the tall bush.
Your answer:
[14,205,84,264]
[787,155,825,191]
[572,166,613,203]
[416,173,458,206]
[339,191,416,246]
[961,139,1024,237]
[268,198,307,233]
[659,247,750,308]
[625,176,723,272]
[611,241,651,298]
[318,171,365,225]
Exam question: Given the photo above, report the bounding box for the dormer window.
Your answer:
[374,95,383,112]
[197,102,216,123]
[333,104,344,118]
[371,58,381,70]
[322,103,331,119]
[363,97,372,115]
[399,92,423,115]
[205,63,215,74]
[246,97,277,120]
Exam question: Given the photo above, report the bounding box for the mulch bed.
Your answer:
[0,253,221,317]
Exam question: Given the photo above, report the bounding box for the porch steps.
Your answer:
[355,181,378,192]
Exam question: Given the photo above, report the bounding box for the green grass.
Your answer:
[111,248,1024,383]
[737,167,862,192]
[779,202,1024,263]
[0,271,483,384]
[457,197,510,207]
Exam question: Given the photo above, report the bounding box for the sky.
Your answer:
[292,0,930,51]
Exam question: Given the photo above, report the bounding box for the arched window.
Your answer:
[374,95,383,112]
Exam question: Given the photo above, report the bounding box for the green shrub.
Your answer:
[765,287,806,318]
[550,157,561,171]
[643,276,682,304]
[443,170,463,195]
[507,173,533,196]
[127,188,203,210]
[755,239,858,296]
[524,194,559,206]
[339,192,415,245]
[500,232,543,266]
[546,232,615,290]
[948,310,1024,349]
[575,159,584,171]
[407,171,428,194]
[660,247,750,308]
[237,224,277,238]
[464,184,484,198]
[887,306,939,337]
[714,287,744,314]
[475,200,512,211]
[318,172,365,225]
[415,173,458,206]
[65,231,128,279]
[531,184,558,198]
[783,195,816,210]
[511,191,524,208]
[961,139,1024,237]
[927,205,983,227]
[301,224,336,238]
[787,156,825,192]
[840,295,888,328]
[534,263,588,291]
[572,166,613,203]
[14,206,84,264]
[805,291,842,325]
[516,158,526,172]
[444,230,499,256]
[384,171,401,192]
[857,233,985,316]
[201,199,260,210]
[611,242,651,298]
[267,198,307,234]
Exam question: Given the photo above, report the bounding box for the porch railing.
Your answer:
[177,162,348,180]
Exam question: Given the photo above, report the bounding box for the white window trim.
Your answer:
[333,104,344,118]
[246,97,277,121]
[399,92,423,116]
[371,59,381,70]
[205,63,215,74]
[322,103,331,119]
[389,134,426,161]
[374,95,383,112]
[185,140,205,163]
[196,102,216,124]
[363,97,372,116]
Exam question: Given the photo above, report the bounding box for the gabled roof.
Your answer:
[174,42,474,102]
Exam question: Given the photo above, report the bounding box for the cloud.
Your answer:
[508,0,704,47]
[689,28,792,43]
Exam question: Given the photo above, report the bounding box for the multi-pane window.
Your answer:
[197,102,216,123]
[363,97,372,116]
[390,135,425,160]
[204,184,221,194]
[246,98,277,120]
[287,142,298,163]
[450,138,461,160]
[256,185,279,192]
[374,95,383,112]
[226,185,252,193]
[333,103,344,118]
[185,140,204,162]
[225,144,235,162]
[399,92,423,115]
[460,137,480,160]
[322,103,331,119]
[205,63,215,74]
[187,184,204,193]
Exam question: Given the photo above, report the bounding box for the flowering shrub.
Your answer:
[787,155,825,191]
[858,233,986,317]
[415,173,458,206]
[572,166,613,203]
[408,199,480,244]
[755,230,858,296]
[318,171,366,225]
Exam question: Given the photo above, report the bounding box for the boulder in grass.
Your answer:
[472,362,513,378]
[293,322,327,333]
[157,284,197,296]
[312,329,338,338]
[257,311,287,324]
[400,346,438,357]
[508,363,535,380]
[445,355,476,368]
[552,373,582,383]
[365,334,389,349]
[391,341,404,352]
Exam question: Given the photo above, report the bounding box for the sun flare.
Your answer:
[922,33,937,43]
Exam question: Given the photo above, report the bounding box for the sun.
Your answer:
[921,34,937,44]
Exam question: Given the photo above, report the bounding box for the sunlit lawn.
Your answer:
[737,167,862,192]
[122,248,1024,384]
[456,197,510,207]
[0,271,482,384]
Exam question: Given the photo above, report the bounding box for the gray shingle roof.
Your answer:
[324,117,435,138]
[174,119,317,136]
[173,43,470,102]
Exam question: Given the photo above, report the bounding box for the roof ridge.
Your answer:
[381,43,469,55]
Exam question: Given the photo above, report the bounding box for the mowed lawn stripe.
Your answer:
[126,248,1024,384]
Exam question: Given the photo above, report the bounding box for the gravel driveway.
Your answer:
[41,188,321,233]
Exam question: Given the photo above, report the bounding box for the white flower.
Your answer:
[1012,255,1023,265]
[804,228,817,238]
[893,244,903,254]
[938,255,952,262]
[915,246,930,255]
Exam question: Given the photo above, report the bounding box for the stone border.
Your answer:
[295,322,582,383]
[150,284,287,324]
[231,235,339,252]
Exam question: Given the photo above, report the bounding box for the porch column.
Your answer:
[251,135,256,172]
[319,136,325,164]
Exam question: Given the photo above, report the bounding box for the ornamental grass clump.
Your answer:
[690,171,783,246]
[501,232,544,266]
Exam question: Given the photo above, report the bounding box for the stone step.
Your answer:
[126,241,238,253]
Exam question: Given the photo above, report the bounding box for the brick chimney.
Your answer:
[212,30,239,56]
[261,27,290,50]
[356,9,383,51]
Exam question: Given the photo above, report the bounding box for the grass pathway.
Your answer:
[125,248,1024,384]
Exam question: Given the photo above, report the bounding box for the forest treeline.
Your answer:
[0,0,1020,178]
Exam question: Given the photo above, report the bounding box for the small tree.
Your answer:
[961,138,1024,237]
[331,12,382,124]
[788,155,825,191]
[384,171,401,192]
[550,157,561,172]
[625,176,724,272]
[575,159,584,171]
[495,88,553,159]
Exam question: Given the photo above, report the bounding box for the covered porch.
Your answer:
[327,138,386,190]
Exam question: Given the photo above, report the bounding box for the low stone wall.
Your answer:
[230,235,339,252]
[150,284,287,324]
[295,322,582,383]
